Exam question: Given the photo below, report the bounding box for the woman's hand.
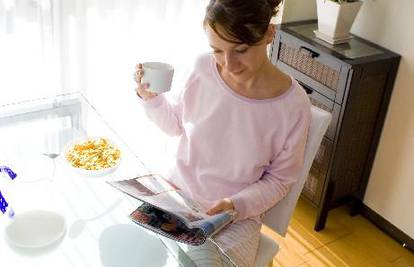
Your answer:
[206,198,235,216]
[134,63,158,101]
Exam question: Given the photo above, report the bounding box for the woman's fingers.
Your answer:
[206,198,235,216]
[137,82,149,94]
[134,63,158,100]
[206,202,223,216]
[146,91,158,98]
[135,83,158,100]
[134,63,144,83]
[134,70,143,83]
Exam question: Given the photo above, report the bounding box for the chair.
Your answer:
[254,106,332,267]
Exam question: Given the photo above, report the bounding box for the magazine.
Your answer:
[107,174,234,246]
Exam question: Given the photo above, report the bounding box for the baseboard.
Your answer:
[360,204,414,253]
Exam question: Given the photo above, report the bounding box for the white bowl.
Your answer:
[63,136,121,177]
[5,210,66,249]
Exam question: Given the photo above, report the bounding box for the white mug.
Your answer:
[142,62,174,94]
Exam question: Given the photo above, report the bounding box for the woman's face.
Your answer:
[205,24,273,83]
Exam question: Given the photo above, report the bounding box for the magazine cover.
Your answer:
[107,174,234,245]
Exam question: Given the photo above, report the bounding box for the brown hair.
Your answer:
[204,0,282,45]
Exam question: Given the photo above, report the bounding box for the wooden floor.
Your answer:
[261,198,414,267]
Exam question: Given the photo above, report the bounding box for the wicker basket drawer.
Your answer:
[275,34,349,104]
[301,82,340,141]
[302,168,320,204]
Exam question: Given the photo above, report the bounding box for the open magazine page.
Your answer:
[129,203,233,246]
[108,174,234,245]
[108,174,214,223]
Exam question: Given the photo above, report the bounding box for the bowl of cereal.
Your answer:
[64,137,121,176]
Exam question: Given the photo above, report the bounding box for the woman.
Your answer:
[134,0,311,266]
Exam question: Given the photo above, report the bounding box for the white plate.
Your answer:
[63,136,121,177]
[5,210,66,249]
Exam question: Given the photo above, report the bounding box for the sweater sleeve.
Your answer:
[137,56,203,136]
[137,94,183,137]
[229,109,311,221]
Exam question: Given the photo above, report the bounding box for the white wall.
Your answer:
[281,0,414,238]
[279,0,316,23]
[351,0,414,239]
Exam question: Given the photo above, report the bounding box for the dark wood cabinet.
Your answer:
[270,20,400,231]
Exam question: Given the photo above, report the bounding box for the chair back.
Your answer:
[262,105,332,236]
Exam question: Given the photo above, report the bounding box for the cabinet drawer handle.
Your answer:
[300,46,320,58]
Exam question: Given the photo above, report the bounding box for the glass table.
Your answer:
[0,93,194,267]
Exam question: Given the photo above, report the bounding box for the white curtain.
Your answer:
[0,0,210,172]
[0,0,60,104]
[0,0,209,99]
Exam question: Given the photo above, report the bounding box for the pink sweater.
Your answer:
[138,54,311,222]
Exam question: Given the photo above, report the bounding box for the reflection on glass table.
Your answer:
[0,93,193,267]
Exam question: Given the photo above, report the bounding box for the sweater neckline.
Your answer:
[210,55,296,104]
